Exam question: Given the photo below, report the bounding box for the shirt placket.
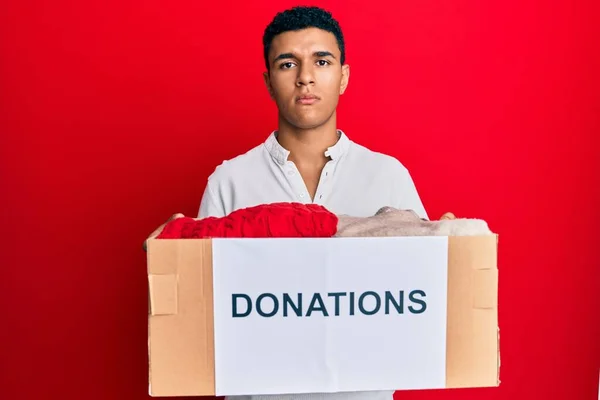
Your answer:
[284,160,334,204]
[313,160,334,205]
[284,162,310,203]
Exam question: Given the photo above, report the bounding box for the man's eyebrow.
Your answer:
[273,51,337,63]
[273,53,296,63]
[314,51,336,59]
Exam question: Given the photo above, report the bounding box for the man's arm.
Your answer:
[398,168,429,220]
[197,180,226,218]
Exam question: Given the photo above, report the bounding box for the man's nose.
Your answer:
[296,65,315,86]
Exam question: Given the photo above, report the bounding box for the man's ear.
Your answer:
[340,64,350,95]
[263,71,275,100]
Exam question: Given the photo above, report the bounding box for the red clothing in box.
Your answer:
[157,202,338,239]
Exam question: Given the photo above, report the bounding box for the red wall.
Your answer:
[1,0,599,399]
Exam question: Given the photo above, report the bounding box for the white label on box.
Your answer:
[212,236,449,396]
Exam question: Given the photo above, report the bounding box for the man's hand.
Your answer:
[143,213,185,252]
[440,212,456,220]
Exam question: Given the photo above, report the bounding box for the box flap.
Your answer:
[446,235,499,388]
[147,238,216,396]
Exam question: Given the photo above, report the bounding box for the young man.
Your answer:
[196,6,428,222]
[148,6,429,400]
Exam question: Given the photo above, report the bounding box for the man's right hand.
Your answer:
[143,213,185,252]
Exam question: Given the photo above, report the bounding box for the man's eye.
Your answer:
[317,60,330,66]
[280,62,295,69]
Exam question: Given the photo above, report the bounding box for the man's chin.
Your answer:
[294,122,325,130]
[285,115,331,131]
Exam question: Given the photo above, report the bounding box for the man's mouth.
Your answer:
[296,94,320,105]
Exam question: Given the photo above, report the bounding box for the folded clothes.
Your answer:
[156,202,339,239]
[156,203,493,239]
[335,206,493,237]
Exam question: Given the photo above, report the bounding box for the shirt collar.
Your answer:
[264,129,351,166]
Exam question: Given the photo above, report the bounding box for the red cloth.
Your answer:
[156,202,338,239]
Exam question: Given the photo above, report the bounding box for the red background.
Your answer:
[1,0,599,399]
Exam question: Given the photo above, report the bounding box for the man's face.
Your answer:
[264,27,350,130]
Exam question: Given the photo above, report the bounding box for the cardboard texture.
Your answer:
[146,235,499,397]
[148,239,215,396]
[445,236,500,388]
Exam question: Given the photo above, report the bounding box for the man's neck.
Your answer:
[276,115,339,168]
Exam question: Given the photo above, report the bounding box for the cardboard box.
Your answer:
[146,235,500,397]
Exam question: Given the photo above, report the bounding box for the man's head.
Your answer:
[262,6,350,130]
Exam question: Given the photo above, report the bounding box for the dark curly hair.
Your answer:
[262,6,345,70]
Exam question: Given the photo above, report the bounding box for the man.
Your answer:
[197,6,427,222]
[147,5,428,400]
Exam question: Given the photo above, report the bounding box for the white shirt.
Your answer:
[197,130,427,400]
[198,130,428,221]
